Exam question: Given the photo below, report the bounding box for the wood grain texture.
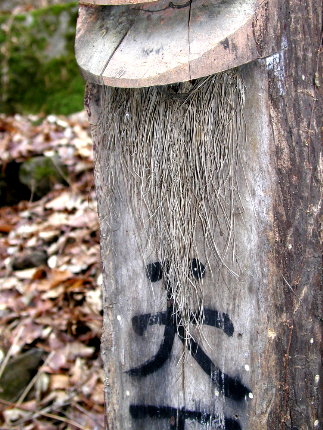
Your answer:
[264,0,322,428]
[75,0,279,87]
[88,66,280,430]
[83,0,321,428]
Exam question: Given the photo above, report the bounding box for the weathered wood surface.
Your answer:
[264,0,322,427]
[89,69,274,430]
[83,0,321,428]
[76,0,279,88]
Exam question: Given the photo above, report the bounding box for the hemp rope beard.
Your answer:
[94,71,246,343]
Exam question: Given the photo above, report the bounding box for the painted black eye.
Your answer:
[146,262,163,282]
[190,258,206,280]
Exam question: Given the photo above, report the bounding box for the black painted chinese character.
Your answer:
[127,259,251,402]
[130,404,242,430]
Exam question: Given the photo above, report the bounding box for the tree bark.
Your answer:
[85,0,321,429]
[265,1,322,428]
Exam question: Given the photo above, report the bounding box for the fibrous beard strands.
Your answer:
[96,71,245,341]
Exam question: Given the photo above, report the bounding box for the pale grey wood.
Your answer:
[101,0,190,87]
[75,0,279,88]
[83,0,322,426]
[88,63,278,430]
[76,5,137,85]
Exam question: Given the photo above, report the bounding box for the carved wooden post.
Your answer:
[75,1,321,429]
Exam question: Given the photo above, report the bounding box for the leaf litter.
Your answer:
[0,112,104,429]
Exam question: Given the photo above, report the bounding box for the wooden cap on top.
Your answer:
[76,0,279,88]
[79,0,157,4]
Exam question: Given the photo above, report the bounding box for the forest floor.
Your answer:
[0,112,104,429]
[0,0,72,13]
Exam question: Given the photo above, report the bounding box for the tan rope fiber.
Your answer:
[95,71,245,340]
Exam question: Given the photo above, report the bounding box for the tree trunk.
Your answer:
[83,0,321,429]
[264,1,321,427]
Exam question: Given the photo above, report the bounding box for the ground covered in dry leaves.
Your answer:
[0,112,105,429]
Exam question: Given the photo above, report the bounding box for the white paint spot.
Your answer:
[214,390,220,397]
[248,393,254,399]
[315,375,320,385]
[268,329,277,339]
[265,51,286,95]
[287,244,292,250]
[244,364,250,372]
[281,34,288,50]
[314,420,319,427]
[302,74,306,80]
[310,338,314,344]
[117,315,121,321]
[126,390,130,396]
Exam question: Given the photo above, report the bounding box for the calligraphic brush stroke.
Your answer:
[131,312,168,336]
[199,309,234,337]
[178,326,251,401]
[131,309,233,337]
[126,323,176,376]
[129,404,242,430]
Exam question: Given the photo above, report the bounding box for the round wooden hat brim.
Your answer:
[76,0,278,88]
[80,0,158,4]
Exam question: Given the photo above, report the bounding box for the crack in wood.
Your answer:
[100,26,132,76]
[188,0,192,80]
[135,0,192,14]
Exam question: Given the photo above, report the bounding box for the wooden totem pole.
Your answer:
[75,1,321,429]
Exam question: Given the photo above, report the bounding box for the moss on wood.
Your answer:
[0,2,84,115]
